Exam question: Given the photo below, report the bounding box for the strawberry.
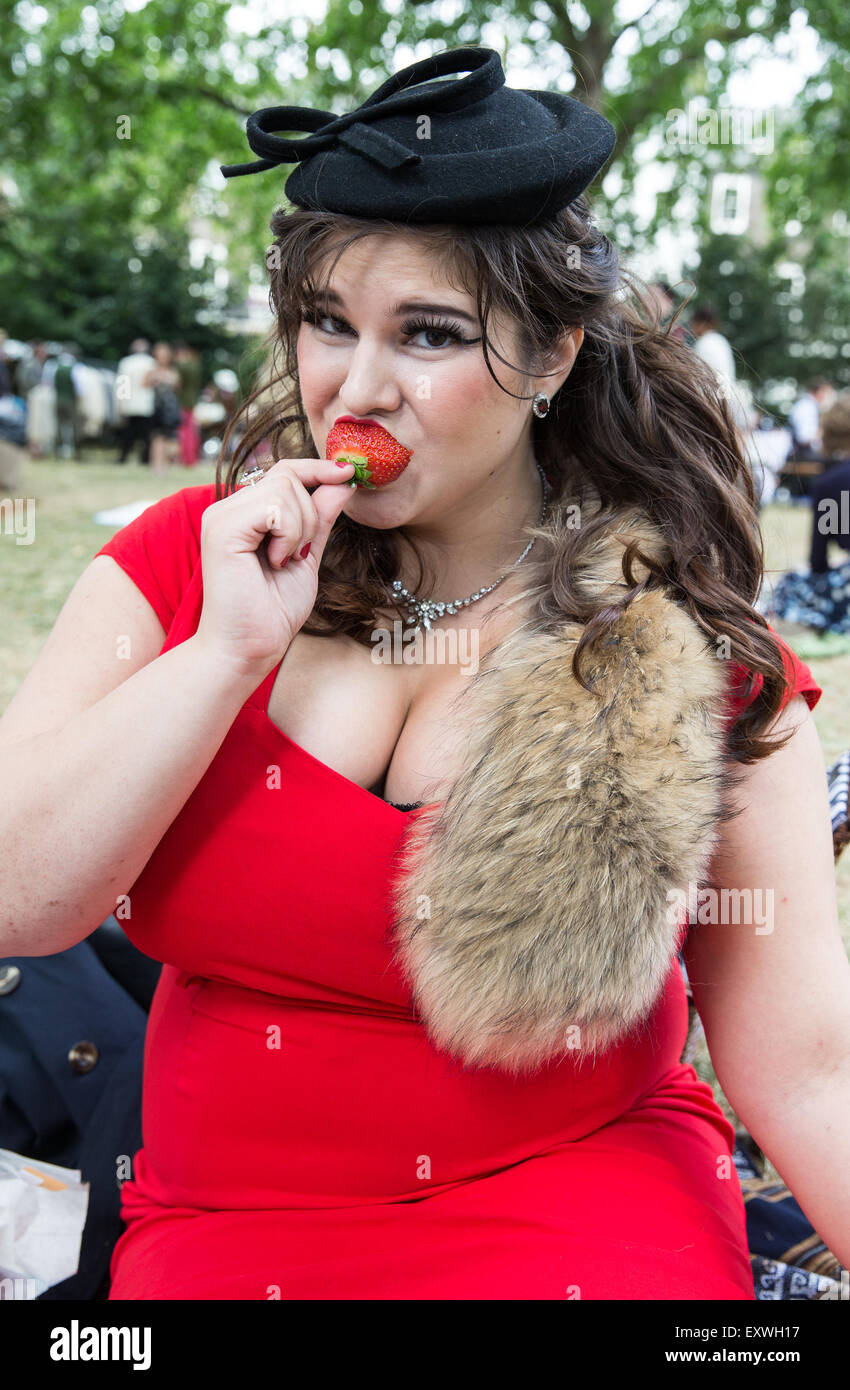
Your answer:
[325,421,413,489]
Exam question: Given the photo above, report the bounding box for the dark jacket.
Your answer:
[0,918,160,1299]
[809,456,850,573]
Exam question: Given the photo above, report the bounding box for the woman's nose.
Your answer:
[337,338,400,416]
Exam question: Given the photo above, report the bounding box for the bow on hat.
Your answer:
[221,45,504,178]
[220,45,617,225]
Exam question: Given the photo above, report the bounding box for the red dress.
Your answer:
[95,484,823,1300]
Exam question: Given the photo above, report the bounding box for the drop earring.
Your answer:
[532,391,550,419]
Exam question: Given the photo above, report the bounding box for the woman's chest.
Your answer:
[264,600,531,806]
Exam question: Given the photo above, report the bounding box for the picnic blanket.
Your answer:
[733,1133,848,1300]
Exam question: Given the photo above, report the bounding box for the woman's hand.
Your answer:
[193,457,356,681]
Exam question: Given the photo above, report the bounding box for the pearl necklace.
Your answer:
[371,463,551,631]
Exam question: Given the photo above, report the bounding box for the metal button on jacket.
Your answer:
[0,965,22,995]
[68,1040,99,1074]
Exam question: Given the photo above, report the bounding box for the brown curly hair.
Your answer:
[216,198,800,766]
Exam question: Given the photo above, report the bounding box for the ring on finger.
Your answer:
[237,463,267,488]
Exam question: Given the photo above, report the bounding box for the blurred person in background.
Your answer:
[42,344,85,459]
[115,338,156,465]
[16,340,49,397]
[25,344,56,458]
[788,378,835,461]
[770,393,850,637]
[744,408,792,509]
[689,303,750,432]
[808,396,850,575]
[148,342,183,476]
[209,367,244,462]
[174,342,203,468]
[0,330,28,489]
[690,303,734,377]
[0,329,12,397]
[645,281,689,343]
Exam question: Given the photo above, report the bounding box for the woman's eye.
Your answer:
[412,326,456,348]
[300,309,466,349]
[298,310,344,336]
[404,318,468,348]
[302,311,347,335]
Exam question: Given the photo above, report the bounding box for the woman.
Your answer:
[1,47,846,1300]
[147,341,182,476]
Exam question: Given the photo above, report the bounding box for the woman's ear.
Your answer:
[537,326,584,392]
[559,325,584,374]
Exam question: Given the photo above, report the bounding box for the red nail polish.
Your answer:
[280,556,289,567]
[299,542,311,558]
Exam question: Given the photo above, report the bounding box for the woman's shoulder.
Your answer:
[725,623,823,724]
[93,482,220,632]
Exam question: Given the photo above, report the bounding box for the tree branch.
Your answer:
[157,80,254,119]
[543,0,603,104]
[612,0,671,45]
[544,0,579,52]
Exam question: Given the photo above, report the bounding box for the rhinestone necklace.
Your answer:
[370,462,551,631]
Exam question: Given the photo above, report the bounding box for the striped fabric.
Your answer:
[829,750,850,857]
[733,1136,849,1300]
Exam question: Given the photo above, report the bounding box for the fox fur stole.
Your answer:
[387,506,731,1078]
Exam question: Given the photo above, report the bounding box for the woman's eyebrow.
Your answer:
[307,286,478,324]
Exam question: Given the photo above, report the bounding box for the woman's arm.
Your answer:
[683,694,850,1266]
[0,555,261,958]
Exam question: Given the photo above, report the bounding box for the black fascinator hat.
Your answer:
[220,45,616,226]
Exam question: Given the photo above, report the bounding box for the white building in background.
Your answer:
[224,281,275,337]
[708,171,770,245]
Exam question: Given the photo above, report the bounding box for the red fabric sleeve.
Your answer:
[725,621,823,725]
[92,484,218,634]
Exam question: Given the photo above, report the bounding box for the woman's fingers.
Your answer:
[264,474,319,569]
[231,457,355,569]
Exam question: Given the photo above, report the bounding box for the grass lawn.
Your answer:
[2,452,848,1149]
[0,451,219,699]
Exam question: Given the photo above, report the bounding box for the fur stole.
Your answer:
[387,506,730,1077]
